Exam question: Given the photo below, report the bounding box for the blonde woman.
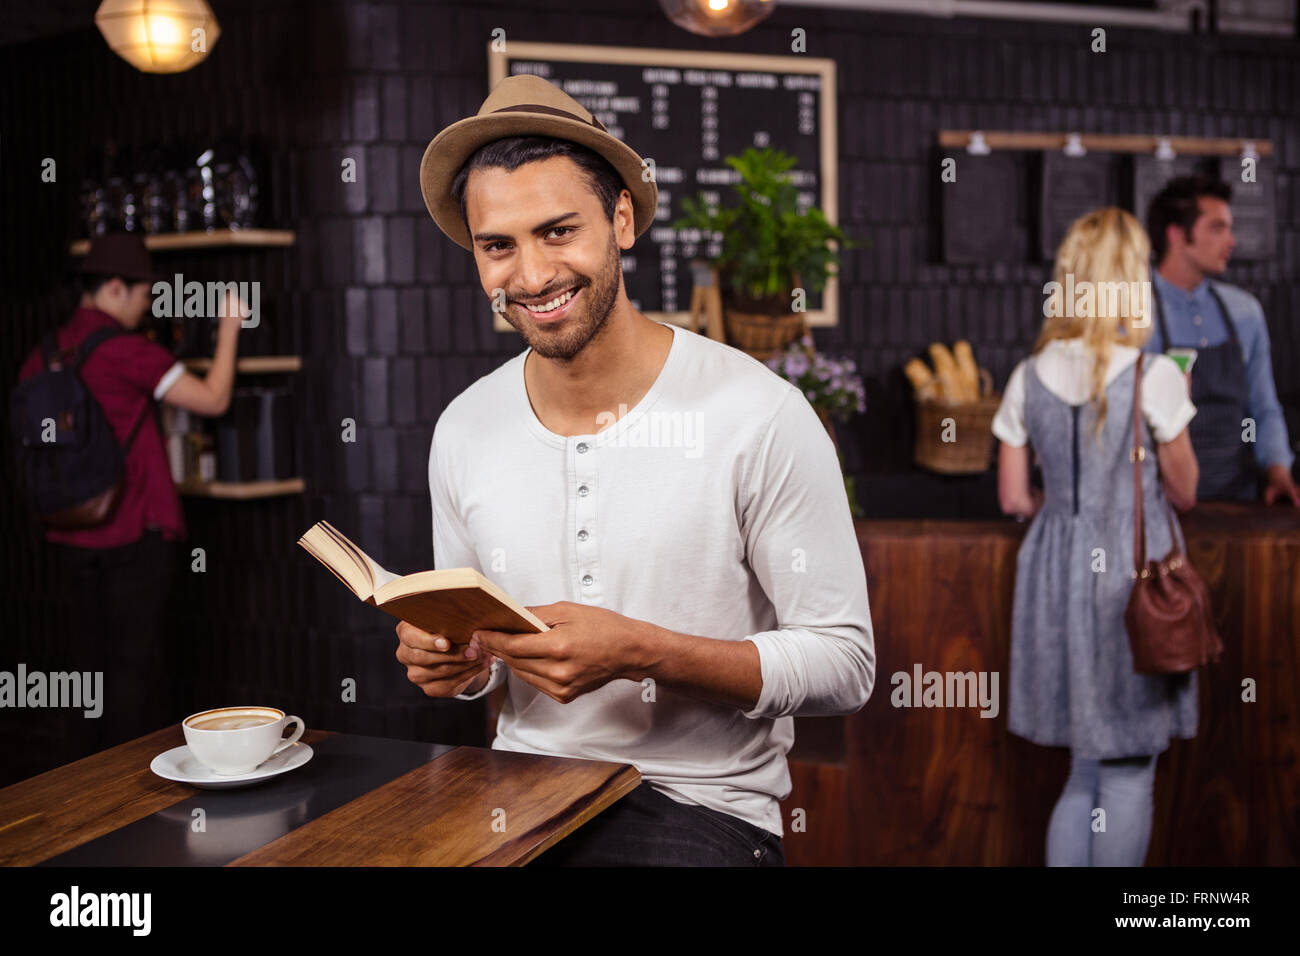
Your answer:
[992,207,1200,867]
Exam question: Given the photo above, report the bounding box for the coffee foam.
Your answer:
[186,706,281,731]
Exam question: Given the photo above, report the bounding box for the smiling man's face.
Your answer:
[465,155,634,361]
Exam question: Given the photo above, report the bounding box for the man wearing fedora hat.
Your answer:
[16,232,247,754]
[396,75,874,866]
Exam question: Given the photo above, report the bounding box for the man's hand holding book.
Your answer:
[395,623,496,698]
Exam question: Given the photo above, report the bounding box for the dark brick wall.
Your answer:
[1,0,1297,783]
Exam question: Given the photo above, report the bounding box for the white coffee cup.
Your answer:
[182,706,306,775]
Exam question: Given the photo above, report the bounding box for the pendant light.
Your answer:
[94,0,221,74]
[659,0,777,38]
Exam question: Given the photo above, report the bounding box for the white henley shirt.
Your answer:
[427,321,875,838]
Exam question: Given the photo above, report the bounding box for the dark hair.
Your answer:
[1146,174,1232,262]
[449,136,626,238]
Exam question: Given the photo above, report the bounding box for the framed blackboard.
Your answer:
[1222,157,1276,261]
[941,151,1022,263]
[1039,151,1113,261]
[485,42,838,332]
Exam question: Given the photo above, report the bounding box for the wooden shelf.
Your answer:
[937,130,1274,157]
[176,477,304,499]
[69,229,296,255]
[182,355,301,374]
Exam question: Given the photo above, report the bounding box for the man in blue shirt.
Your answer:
[1145,174,1298,505]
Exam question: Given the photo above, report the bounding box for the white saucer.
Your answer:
[150,743,314,790]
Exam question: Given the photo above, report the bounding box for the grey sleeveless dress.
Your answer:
[1007,356,1198,759]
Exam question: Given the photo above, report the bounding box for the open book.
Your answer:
[297,520,548,643]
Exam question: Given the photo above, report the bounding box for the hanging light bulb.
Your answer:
[658,0,777,38]
[95,0,221,74]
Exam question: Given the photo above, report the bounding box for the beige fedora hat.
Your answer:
[419,74,659,251]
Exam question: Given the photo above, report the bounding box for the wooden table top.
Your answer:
[0,726,640,866]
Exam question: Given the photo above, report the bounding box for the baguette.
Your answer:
[903,357,943,401]
[953,340,980,402]
[903,357,934,392]
[928,343,962,402]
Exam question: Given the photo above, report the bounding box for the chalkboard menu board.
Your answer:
[486,43,838,332]
[1039,151,1113,261]
[941,152,1022,263]
[1223,157,1276,261]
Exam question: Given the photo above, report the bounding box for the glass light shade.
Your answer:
[95,0,221,74]
[658,0,776,38]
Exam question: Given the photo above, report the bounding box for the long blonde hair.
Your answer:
[1033,207,1154,437]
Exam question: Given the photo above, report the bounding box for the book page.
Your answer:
[367,559,400,590]
[300,521,399,601]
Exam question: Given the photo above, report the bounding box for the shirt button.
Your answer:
[1200,337,1208,347]
[576,441,588,453]
[578,484,589,497]
[753,849,762,859]
[577,529,589,541]
[1193,315,1202,326]
[582,574,593,586]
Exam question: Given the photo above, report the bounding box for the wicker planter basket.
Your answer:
[718,266,808,360]
[724,310,807,360]
[912,370,1000,475]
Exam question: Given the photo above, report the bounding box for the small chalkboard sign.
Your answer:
[486,42,838,332]
[941,151,1021,263]
[1221,157,1276,261]
[1039,151,1113,261]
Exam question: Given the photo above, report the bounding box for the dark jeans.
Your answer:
[530,781,786,867]
[51,528,177,755]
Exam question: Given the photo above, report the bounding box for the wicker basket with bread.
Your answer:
[904,341,1000,474]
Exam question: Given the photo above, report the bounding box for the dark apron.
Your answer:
[1153,283,1257,501]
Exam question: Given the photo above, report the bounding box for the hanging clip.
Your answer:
[1063,133,1086,157]
[967,130,991,156]
[1154,137,1176,161]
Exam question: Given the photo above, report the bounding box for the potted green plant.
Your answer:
[672,146,855,356]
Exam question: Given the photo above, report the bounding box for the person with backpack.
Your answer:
[12,233,245,754]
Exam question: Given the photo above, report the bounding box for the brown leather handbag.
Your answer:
[1123,353,1224,674]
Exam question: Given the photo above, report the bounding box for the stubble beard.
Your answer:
[506,231,622,363]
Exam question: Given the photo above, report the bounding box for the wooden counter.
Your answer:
[780,503,1300,866]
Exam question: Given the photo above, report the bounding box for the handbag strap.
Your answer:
[1131,353,1182,577]
[1132,354,1146,574]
